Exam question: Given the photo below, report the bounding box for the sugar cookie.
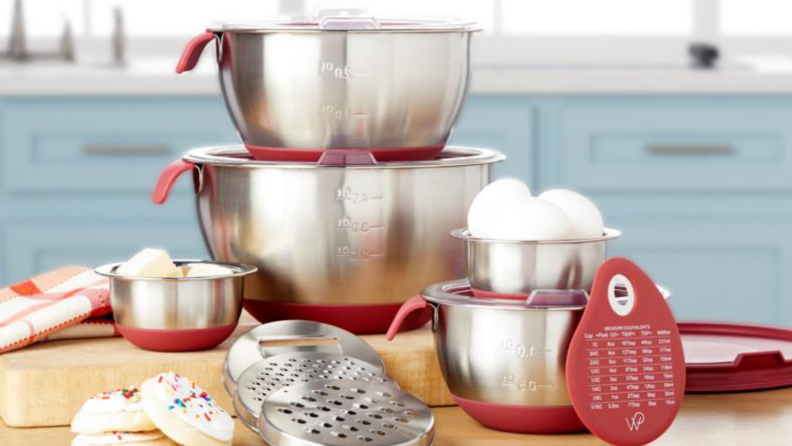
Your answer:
[72,388,156,434]
[141,372,234,446]
[71,431,176,446]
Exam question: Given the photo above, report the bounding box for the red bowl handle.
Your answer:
[176,31,216,74]
[152,159,195,205]
[386,295,431,341]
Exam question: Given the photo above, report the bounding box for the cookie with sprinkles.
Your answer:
[71,431,177,446]
[72,387,157,434]
[141,372,234,446]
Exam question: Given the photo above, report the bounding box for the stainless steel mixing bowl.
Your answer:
[95,260,257,351]
[152,146,503,333]
[452,228,622,297]
[176,9,478,156]
[422,280,584,406]
[387,279,588,433]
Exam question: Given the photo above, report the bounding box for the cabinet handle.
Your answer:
[82,144,172,156]
[645,144,735,156]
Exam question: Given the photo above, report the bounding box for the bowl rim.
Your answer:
[95,259,258,281]
[450,227,622,245]
[422,279,588,311]
[182,146,505,170]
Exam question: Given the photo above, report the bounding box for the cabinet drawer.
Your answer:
[2,100,236,193]
[451,99,533,181]
[609,221,792,326]
[561,107,792,192]
[4,223,207,284]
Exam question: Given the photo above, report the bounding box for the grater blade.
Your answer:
[260,380,435,446]
[223,321,385,396]
[234,352,393,431]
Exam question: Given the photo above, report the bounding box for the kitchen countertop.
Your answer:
[3,387,792,445]
[3,58,792,96]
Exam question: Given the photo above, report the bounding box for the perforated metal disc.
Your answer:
[260,380,434,446]
[234,352,393,431]
[223,321,385,396]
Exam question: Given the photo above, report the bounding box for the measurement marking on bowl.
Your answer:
[336,188,383,204]
[320,62,355,80]
[337,217,384,233]
[320,105,368,123]
[336,246,385,260]
[500,374,554,392]
[499,338,552,358]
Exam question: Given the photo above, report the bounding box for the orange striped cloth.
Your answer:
[0,266,117,353]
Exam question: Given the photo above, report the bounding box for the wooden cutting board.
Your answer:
[0,317,449,428]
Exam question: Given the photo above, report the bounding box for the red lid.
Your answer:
[680,321,792,393]
[566,258,686,446]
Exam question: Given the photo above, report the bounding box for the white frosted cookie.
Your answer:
[141,372,234,446]
[72,388,156,434]
[72,431,177,446]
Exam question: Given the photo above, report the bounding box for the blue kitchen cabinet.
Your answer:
[0,97,238,285]
[450,97,534,181]
[1,94,791,327]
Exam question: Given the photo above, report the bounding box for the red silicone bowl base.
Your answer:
[243,300,430,335]
[470,287,528,300]
[452,395,586,434]
[245,144,444,163]
[117,324,238,352]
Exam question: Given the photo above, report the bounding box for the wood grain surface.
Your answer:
[0,315,449,427]
[4,387,792,445]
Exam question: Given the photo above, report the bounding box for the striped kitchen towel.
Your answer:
[0,266,117,354]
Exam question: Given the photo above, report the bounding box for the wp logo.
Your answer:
[625,412,646,432]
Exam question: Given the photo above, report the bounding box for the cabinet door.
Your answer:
[2,98,236,193]
[608,221,792,327]
[560,105,792,192]
[450,99,533,182]
[4,223,207,284]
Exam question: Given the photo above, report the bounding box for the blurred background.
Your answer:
[1,0,792,326]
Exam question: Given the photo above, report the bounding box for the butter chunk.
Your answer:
[116,248,179,278]
[185,263,232,278]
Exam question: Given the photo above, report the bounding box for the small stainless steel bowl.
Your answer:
[95,260,257,352]
[451,228,622,297]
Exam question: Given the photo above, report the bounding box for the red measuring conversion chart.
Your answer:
[566,258,686,446]
[586,325,677,411]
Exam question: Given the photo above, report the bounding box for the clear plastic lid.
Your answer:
[211,8,479,33]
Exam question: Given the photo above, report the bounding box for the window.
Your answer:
[3,0,792,65]
[721,0,792,35]
[502,0,692,35]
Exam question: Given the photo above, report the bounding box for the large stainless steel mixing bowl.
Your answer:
[452,228,622,297]
[175,10,478,159]
[152,146,503,333]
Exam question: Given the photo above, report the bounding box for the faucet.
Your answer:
[8,0,27,61]
[4,0,74,63]
[112,7,125,64]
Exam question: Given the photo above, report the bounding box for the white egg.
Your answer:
[467,179,532,237]
[484,196,571,241]
[538,189,604,239]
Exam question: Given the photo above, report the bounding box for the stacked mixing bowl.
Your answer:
[155,9,503,334]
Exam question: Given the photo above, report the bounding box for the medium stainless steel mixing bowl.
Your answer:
[176,10,478,156]
[152,146,503,333]
[452,228,622,297]
[387,280,587,433]
[422,280,584,406]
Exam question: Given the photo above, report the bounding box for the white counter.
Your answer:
[3,58,792,96]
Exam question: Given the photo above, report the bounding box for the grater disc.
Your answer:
[234,352,393,431]
[260,380,435,446]
[223,321,385,396]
